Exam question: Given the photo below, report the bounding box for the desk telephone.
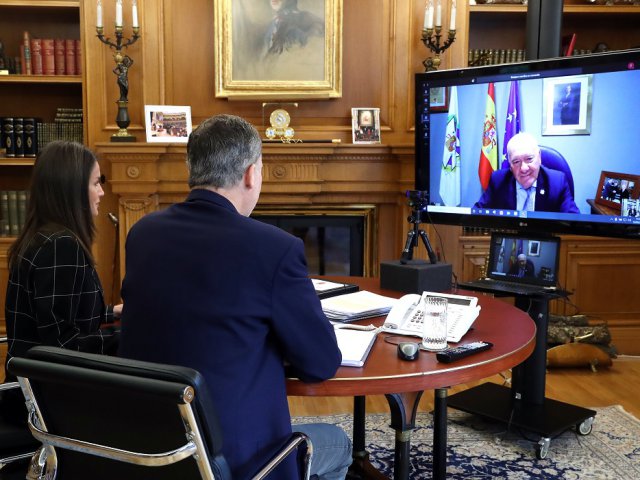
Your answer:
[382,292,481,343]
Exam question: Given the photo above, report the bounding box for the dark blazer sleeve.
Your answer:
[269,238,342,383]
[30,235,116,353]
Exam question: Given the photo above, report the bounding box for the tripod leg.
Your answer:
[400,230,417,264]
[418,229,438,264]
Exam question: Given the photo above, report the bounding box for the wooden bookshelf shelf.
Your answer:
[0,158,36,166]
[0,75,82,84]
[0,0,78,8]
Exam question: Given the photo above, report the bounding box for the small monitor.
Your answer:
[415,49,640,238]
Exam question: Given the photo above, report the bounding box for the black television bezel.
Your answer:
[414,48,640,239]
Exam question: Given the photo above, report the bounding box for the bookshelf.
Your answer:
[462,1,640,67]
[0,0,83,336]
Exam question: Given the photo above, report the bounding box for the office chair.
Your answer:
[0,337,42,477]
[539,145,575,198]
[7,346,312,480]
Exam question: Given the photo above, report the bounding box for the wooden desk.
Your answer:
[286,277,536,480]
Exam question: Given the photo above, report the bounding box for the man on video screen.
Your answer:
[473,132,579,214]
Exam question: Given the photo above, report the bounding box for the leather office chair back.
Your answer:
[8,346,311,480]
[539,145,575,198]
[0,336,41,476]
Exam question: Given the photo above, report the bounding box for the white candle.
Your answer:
[116,0,123,27]
[435,0,442,27]
[424,1,434,30]
[97,0,103,28]
[132,0,138,28]
[450,0,457,31]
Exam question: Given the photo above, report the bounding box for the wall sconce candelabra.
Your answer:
[421,0,457,72]
[96,0,140,142]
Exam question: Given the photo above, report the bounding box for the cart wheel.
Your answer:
[577,417,594,435]
[536,437,550,460]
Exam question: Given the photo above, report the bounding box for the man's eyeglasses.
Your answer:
[509,156,538,169]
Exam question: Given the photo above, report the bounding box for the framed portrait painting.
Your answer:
[214,0,343,99]
[144,105,192,143]
[542,74,592,136]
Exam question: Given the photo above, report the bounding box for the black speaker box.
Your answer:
[380,260,452,294]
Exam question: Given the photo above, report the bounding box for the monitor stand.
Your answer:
[446,292,597,459]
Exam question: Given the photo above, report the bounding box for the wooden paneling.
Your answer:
[76,1,640,358]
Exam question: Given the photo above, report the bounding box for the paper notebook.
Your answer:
[334,328,379,367]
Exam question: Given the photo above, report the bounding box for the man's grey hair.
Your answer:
[186,114,262,189]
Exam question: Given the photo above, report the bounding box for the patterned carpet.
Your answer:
[293,405,640,479]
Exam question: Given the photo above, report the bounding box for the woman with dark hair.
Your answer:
[4,141,121,378]
[264,0,324,56]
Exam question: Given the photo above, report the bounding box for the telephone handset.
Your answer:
[382,291,481,343]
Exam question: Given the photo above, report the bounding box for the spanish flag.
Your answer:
[478,83,498,191]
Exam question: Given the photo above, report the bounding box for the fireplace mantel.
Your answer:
[97,142,415,282]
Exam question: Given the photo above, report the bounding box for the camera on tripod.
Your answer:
[401,190,437,264]
[379,189,452,293]
[406,190,429,223]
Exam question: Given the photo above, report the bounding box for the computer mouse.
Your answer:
[397,342,420,361]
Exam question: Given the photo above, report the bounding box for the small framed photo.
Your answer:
[144,105,193,143]
[429,87,449,112]
[527,240,540,257]
[542,74,592,136]
[595,171,640,211]
[351,108,381,144]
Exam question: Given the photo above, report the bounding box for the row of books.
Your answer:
[8,32,82,76]
[1,109,83,158]
[468,47,596,66]
[0,190,29,237]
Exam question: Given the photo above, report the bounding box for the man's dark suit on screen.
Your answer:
[473,165,580,213]
[508,259,535,277]
[118,189,342,478]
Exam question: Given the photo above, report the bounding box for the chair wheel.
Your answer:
[577,417,594,435]
[536,438,550,459]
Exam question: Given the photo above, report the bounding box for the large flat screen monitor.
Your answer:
[415,49,640,238]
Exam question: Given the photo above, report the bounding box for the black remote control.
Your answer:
[435,341,493,363]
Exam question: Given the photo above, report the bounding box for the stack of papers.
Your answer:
[321,290,397,322]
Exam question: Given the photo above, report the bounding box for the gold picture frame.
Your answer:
[214,0,343,100]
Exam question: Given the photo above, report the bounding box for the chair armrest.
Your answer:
[27,410,198,467]
[0,381,20,392]
[251,432,312,480]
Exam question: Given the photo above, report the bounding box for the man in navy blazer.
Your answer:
[474,132,579,214]
[119,115,351,479]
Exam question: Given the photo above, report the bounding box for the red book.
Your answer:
[65,39,76,76]
[30,38,43,75]
[41,39,55,75]
[75,39,82,75]
[54,39,66,75]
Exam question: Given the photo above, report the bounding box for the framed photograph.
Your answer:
[429,87,449,112]
[214,0,343,99]
[595,171,640,210]
[542,74,592,135]
[144,105,192,143]
[527,240,540,257]
[351,108,381,144]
